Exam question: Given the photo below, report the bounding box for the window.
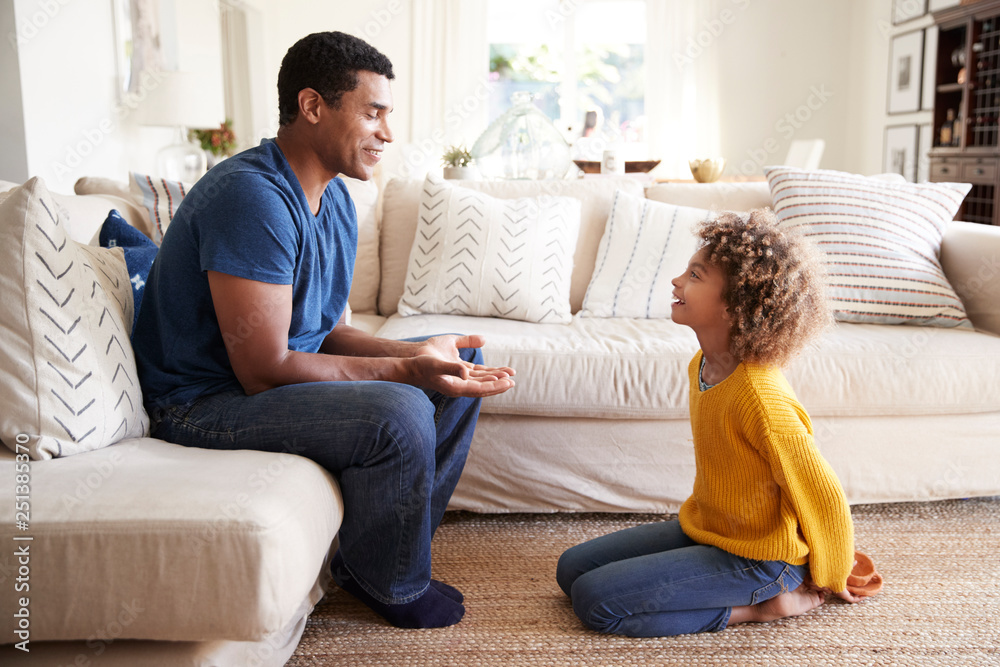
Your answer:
[487,0,647,158]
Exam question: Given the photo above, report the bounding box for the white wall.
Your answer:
[846,0,896,176]
[713,0,854,175]
[4,0,224,193]
[9,0,125,192]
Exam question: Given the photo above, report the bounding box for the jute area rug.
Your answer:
[288,497,1000,666]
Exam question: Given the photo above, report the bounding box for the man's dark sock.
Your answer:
[332,552,464,629]
[430,579,464,603]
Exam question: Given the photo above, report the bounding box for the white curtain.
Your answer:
[395,0,489,181]
[219,0,270,149]
[645,0,722,178]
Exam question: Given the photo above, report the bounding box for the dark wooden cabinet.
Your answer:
[930,1,1000,225]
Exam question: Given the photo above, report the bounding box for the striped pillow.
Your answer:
[580,189,710,318]
[129,172,192,245]
[765,166,972,328]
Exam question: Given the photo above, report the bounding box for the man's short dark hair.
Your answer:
[277,31,395,127]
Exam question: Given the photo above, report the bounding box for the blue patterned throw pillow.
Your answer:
[99,209,157,334]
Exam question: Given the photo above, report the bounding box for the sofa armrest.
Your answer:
[940,220,1000,335]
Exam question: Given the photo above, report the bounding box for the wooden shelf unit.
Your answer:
[930,0,1000,225]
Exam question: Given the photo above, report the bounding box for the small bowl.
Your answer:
[573,159,662,174]
[689,158,726,183]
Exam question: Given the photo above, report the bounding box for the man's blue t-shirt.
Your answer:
[133,139,357,408]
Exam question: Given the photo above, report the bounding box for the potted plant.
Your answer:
[441,144,477,180]
[190,119,237,169]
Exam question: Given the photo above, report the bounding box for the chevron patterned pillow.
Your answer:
[765,166,972,328]
[580,189,711,318]
[397,175,582,323]
[0,178,149,460]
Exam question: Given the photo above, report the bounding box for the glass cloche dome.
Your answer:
[471,92,572,180]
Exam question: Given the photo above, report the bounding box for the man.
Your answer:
[132,31,514,629]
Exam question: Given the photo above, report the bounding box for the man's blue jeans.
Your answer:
[556,519,809,637]
[149,345,483,605]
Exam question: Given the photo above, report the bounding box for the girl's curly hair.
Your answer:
[697,209,831,367]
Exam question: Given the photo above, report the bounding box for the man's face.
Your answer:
[318,70,394,181]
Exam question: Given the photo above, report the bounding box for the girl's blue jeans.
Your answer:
[149,344,483,606]
[556,518,809,637]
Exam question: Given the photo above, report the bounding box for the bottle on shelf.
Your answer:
[953,111,963,146]
[940,108,955,146]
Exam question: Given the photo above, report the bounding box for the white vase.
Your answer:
[443,166,478,180]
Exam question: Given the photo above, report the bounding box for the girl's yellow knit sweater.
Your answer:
[678,352,855,592]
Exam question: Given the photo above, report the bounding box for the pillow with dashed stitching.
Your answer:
[580,189,711,319]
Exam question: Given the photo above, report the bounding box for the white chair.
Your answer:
[783,139,825,170]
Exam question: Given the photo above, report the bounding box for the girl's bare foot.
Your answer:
[727,584,826,627]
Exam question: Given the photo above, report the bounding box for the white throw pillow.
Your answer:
[397,175,581,323]
[580,190,711,318]
[765,166,973,328]
[0,178,149,460]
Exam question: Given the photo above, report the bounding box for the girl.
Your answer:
[556,209,862,637]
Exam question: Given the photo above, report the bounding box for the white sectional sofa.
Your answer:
[366,176,1000,513]
[1,172,998,665]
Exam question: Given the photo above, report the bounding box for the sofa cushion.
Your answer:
[375,313,1000,419]
[765,166,972,328]
[75,176,157,240]
[377,313,700,419]
[397,175,581,324]
[10,176,150,245]
[644,181,772,211]
[580,190,709,318]
[379,177,645,316]
[99,209,158,334]
[940,220,1000,336]
[0,178,149,460]
[0,438,342,643]
[341,174,381,314]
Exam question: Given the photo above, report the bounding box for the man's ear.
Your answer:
[297,88,324,125]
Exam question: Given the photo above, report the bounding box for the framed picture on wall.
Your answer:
[922,26,938,110]
[917,123,933,182]
[888,30,925,114]
[885,125,919,182]
[893,0,927,25]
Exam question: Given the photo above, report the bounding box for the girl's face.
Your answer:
[670,247,730,331]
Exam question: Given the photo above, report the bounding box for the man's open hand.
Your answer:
[408,334,515,398]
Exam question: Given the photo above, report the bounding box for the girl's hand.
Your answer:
[831,589,864,604]
[803,579,863,604]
